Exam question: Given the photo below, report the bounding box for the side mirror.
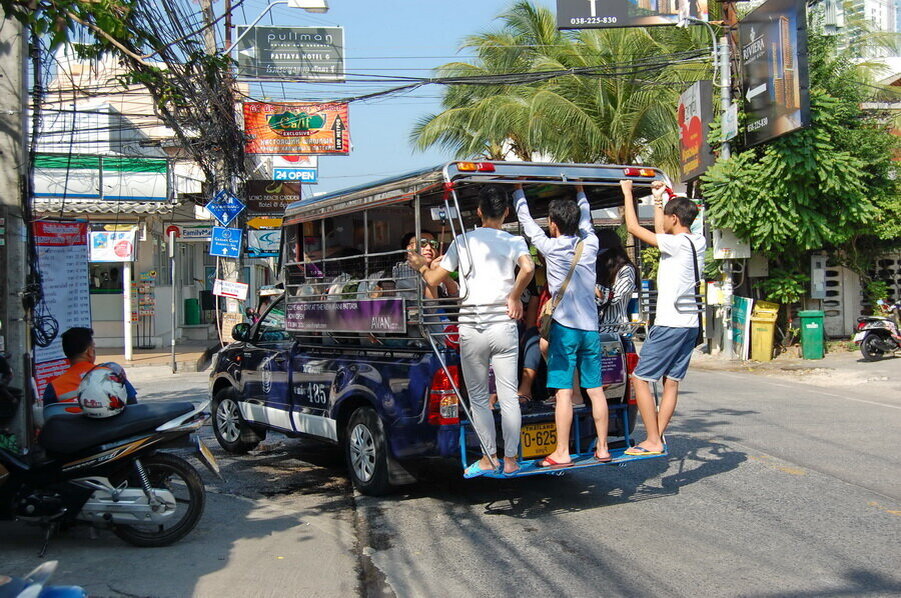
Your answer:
[232,323,252,342]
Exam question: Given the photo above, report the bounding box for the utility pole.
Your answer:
[0,12,30,449]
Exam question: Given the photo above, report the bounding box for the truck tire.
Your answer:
[344,406,391,496]
[212,388,264,454]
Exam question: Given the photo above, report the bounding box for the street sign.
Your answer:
[210,227,243,258]
[678,80,714,182]
[273,167,318,183]
[246,229,282,258]
[247,217,283,229]
[739,0,810,147]
[243,102,349,155]
[246,181,301,214]
[213,278,250,301]
[236,26,345,82]
[207,190,246,226]
[556,0,708,29]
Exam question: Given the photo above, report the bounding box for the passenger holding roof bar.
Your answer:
[514,182,611,468]
[407,185,534,476]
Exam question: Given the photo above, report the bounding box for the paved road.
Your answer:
[2,364,898,597]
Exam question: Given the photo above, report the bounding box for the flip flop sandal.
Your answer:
[463,461,496,479]
[535,456,573,469]
[593,452,613,463]
[624,446,664,456]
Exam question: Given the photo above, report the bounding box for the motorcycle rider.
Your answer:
[42,327,136,420]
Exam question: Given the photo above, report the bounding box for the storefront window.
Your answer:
[89,264,124,293]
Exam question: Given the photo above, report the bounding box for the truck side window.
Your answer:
[257,301,290,343]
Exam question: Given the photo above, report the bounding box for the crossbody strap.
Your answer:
[685,236,702,327]
[551,240,584,309]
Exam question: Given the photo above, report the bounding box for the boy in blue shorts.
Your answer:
[621,180,705,455]
[515,183,610,467]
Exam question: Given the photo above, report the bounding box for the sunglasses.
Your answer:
[418,238,439,249]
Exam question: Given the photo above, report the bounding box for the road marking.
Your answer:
[868,501,901,517]
[749,455,806,475]
[696,370,901,410]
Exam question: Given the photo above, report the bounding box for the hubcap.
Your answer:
[216,398,241,443]
[349,423,376,482]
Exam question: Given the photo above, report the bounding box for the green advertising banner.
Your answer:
[731,296,754,359]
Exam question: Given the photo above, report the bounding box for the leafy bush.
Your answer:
[756,268,809,305]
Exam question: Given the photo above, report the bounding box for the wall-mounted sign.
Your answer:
[678,80,714,182]
[89,230,136,262]
[165,224,212,241]
[246,181,301,214]
[247,229,282,258]
[236,26,345,82]
[739,0,810,146]
[210,227,243,258]
[273,167,318,183]
[243,102,349,155]
[556,0,708,29]
[213,278,250,301]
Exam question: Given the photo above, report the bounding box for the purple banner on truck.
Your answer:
[600,341,626,386]
[286,298,407,333]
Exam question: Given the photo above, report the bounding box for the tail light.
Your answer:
[428,366,460,425]
[444,324,460,350]
[625,353,639,405]
[623,167,656,177]
[457,161,496,172]
[857,322,867,330]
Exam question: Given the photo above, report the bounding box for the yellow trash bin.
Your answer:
[750,311,779,361]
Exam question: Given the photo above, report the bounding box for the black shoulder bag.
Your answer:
[685,237,705,347]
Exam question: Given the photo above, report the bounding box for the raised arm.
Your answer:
[621,180,657,247]
[513,185,555,255]
[576,185,594,238]
[651,180,667,235]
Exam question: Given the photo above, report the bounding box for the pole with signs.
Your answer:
[123,261,133,361]
[169,230,177,374]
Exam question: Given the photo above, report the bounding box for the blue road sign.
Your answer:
[210,226,243,258]
[207,190,246,226]
[273,167,318,183]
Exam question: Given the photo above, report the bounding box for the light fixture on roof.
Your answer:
[287,0,329,13]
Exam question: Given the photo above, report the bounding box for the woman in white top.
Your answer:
[595,229,637,333]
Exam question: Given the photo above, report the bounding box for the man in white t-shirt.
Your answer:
[407,185,534,476]
[621,179,705,456]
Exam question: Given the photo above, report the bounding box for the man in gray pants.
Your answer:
[408,185,534,476]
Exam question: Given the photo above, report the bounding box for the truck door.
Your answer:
[289,352,338,442]
[239,299,294,431]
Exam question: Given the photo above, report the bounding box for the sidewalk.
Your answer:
[96,341,221,372]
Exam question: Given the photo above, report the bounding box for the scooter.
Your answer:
[855,300,901,361]
[0,397,219,555]
[0,561,85,598]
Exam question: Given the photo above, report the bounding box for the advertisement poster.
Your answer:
[599,340,626,385]
[236,26,345,81]
[32,222,92,396]
[246,181,301,213]
[731,296,754,360]
[556,0,708,29]
[243,102,349,155]
[247,229,282,258]
[89,230,136,262]
[678,80,714,182]
[286,299,406,333]
[739,0,810,146]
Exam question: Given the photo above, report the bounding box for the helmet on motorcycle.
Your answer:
[77,363,128,418]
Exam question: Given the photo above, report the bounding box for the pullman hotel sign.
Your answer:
[236,26,345,81]
[739,0,810,146]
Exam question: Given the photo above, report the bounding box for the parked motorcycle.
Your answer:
[0,398,219,554]
[855,300,901,361]
[0,561,85,598]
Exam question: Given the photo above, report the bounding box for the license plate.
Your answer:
[196,437,220,476]
[854,332,866,342]
[521,422,557,460]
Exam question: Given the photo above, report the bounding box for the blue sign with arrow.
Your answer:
[207,190,246,226]
[210,226,243,258]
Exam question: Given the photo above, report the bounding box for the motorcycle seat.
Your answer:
[39,402,196,455]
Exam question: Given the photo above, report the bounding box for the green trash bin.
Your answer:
[184,298,201,326]
[798,310,825,360]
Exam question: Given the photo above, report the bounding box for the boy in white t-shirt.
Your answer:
[407,185,534,476]
[621,179,705,456]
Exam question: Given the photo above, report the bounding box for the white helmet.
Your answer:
[77,363,128,418]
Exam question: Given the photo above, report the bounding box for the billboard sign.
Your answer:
[739,0,810,146]
[246,181,301,214]
[556,0,708,29]
[678,80,714,181]
[243,102,349,155]
[210,227,243,258]
[236,26,345,81]
[89,230,136,262]
[247,229,282,258]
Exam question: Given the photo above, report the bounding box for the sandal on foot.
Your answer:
[593,451,613,463]
[624,446,664,456]
[463,461,495,479]
[535,456,573,469]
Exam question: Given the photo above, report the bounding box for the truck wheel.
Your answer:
[860,334,886,361]
[212,388,264,454]
[344,407,391,496]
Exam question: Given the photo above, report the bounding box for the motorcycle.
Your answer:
[855,300,901,361]
[0,398,219,554]
[0,561,85,598]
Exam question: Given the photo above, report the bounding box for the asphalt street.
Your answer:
[1,360,898,597]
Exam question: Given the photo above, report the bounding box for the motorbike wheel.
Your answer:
[113,452,205,548]
[344,407,391,496]
[212,387,264,454]
[861,334,887,361]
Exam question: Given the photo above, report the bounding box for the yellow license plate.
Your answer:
[521,422,557,460]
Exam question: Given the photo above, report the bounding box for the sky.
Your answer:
[231,0,558,197]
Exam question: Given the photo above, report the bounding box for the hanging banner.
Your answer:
[243,102,349,155]
[89,230,136,262]
[556,0,708,29]
[286,298,406,333]
[32,222,92,396]
[246,181,301,214]
[678,80,715,182]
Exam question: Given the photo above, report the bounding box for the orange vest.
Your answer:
[44,361,95,414]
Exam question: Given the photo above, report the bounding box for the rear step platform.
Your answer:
[476,446,668,479]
